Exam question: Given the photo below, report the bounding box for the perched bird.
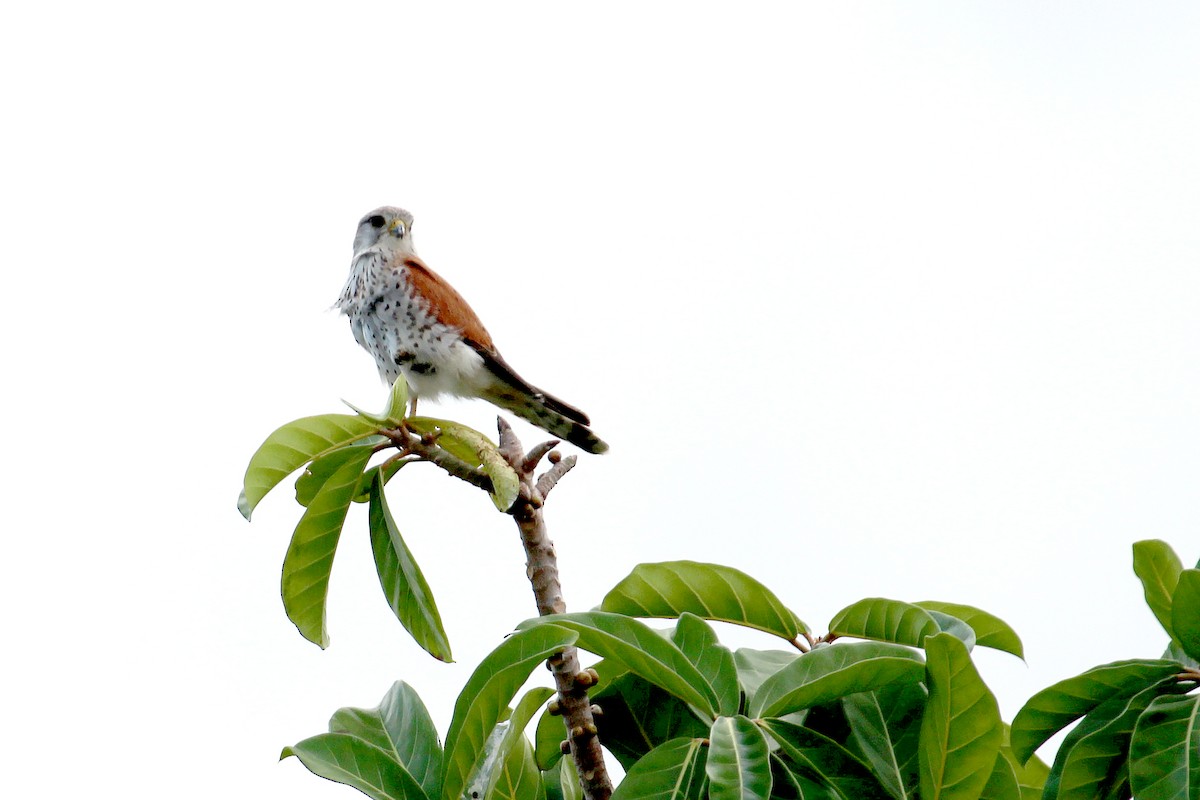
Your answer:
[336,206,608,454]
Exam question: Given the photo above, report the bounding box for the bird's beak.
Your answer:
[388,219,404,236]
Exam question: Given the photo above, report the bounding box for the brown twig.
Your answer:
[536,455,577,500]
[382,425,494,493]
[497,417,613,800]
[522,440,560,475]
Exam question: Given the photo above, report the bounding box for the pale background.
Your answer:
[2,3,1198,797]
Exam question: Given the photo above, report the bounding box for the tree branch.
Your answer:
[383,425,494,493]
[536,453,577,500]
[497,418,613,800]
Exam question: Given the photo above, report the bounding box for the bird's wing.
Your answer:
[400,255,496,350]
[399,256,592,427]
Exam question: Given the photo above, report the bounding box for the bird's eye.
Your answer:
[368,215,386,229]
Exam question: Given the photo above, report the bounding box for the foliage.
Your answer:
[242,394,1197,800]
[275,574,1029,800]
[1010,540,1200,800]
[240,378,513,656]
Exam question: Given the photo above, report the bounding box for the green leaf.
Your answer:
[611,738,707,800]
[368,474,453,661]
[918,633,1003,800]
[518,612,719,717]
[828,598,942,648]
[282,733,428,800]
[707,716,772,800]
[484,733,544,800]
[240,412,381,519]
[405,417,484,466]
[556,756,583,800]
[916,601,1025,660]
[999,725,1050,800]
[1133,539,1185,640]
[601,561,809,640]
[749,642,924,719]
[761,719,891,799]
[673,613,741,716]
[406,417,519,511]
[483,688,556,800]
[1129,692,1200,800]
[980,753,1021,800]
[465,721,510,800]
[280,445,374,647]
[343,376,410,427]
[1163,639,1200,670]
[1170,570,1200,662]
[769,753,838,799]
[1010,659,1183,764]
[842,682,927,800]
[441,625,578,800]
[1043,681,1183,800]
[924,610,977,651]
[801,702,853,745]
[534,705,565,772]
[297,446,402,507]
[295,441,382,506]
[355,458,407,503]
[494,738,542,800]
[732,649,798,698]
[590,671,711,771]
[329,681,443,799]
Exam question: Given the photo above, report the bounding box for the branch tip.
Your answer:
[496,416,525,464]
[537,455,578,499]
[522,440,560,474]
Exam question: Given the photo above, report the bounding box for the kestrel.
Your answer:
[336,206,608,454]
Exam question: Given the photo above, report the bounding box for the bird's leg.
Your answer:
[408,394,419,418]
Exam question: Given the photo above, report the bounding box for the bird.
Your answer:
[335,206,608,454]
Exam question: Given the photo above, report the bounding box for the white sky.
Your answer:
[3,3,1198,797]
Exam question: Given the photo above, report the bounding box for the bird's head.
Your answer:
[353,206,416,255]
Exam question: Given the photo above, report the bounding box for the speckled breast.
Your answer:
[339,252,485,399]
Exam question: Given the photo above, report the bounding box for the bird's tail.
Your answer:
[481,387,609,454]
